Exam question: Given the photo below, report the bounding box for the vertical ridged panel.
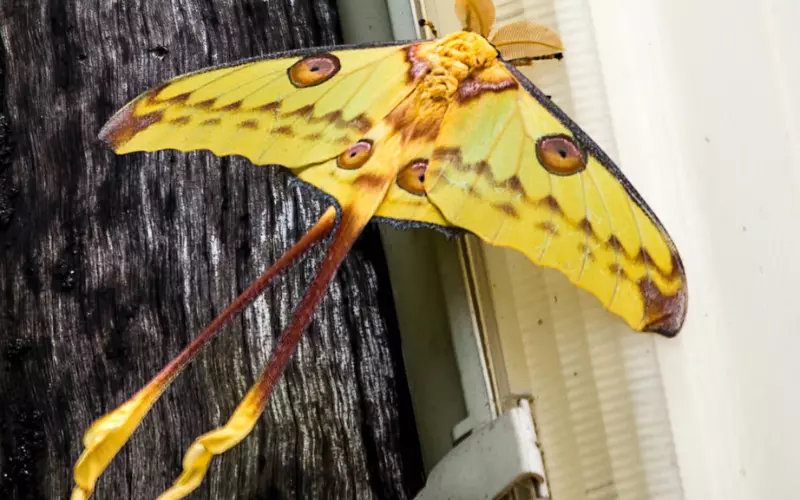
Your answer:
[474,0,684,498]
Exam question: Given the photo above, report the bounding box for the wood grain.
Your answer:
[0,1,425,498]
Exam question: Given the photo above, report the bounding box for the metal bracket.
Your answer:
[414,400,548,500]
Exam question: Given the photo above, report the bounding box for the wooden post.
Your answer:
[0,0,424,498]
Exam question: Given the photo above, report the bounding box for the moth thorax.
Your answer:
[421,33,497,101]
[433,31,496,70]
[420,67,460,100]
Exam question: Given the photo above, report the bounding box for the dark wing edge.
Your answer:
[98,39,418,147]
[503,62,688,337]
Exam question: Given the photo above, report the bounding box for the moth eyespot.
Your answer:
[397,159,428,196]
[536,134,586,176]
[288,54,340,88]
[337,140,373,169]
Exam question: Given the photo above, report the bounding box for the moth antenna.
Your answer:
[70,207,338,500]
[540,52,564,60]
[418,19,439,39]
[509,52,564,67]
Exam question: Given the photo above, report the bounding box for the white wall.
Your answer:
[590,0,800,498]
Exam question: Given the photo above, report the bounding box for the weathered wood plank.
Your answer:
[0,1,425,498]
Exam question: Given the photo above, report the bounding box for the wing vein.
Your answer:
[516,101,555,263]
[448,104,515,231]
[621,179,651,325]
[576,171,590,281]
[255,50,402,164]
[484,108,516,159]
[178,70,289,146]
[179,46,402,107]
[196,68,285,107]
[491,114,525,241]
[584,167,621,308]
[158,62,267,103]
[537,172,555,261]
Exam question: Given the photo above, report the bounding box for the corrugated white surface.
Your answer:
[494,0,683,498]
[422,0,685,498]
[402,0,800,496]
[590,1,800,499]
[480,247,682,500]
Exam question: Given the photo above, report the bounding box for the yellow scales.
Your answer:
[72,0,687,497]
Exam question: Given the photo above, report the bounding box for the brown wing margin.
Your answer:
[502,62,688,336]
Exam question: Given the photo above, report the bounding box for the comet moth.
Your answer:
[72,0,688,497]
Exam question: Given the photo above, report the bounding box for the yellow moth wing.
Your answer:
[297,87,452,230]
[371,139,452,228]
[372,183,452,228]
[426,62,686,335]
[99,42,425,169]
